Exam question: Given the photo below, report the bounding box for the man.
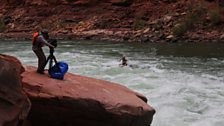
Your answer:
[120,56,128,66]
[32,30,55,74]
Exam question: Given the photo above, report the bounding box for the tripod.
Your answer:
[45,47,57,70]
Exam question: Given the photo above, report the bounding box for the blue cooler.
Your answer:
[48,62,68,80]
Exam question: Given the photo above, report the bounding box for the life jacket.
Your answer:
[32,32,45,47]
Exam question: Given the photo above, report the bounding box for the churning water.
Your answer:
[1,40,224,126]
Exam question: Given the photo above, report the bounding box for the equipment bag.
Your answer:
[48,62,68,80]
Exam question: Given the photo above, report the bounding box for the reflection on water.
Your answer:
[1,40,224,126]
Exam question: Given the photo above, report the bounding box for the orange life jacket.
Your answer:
[32,32,39,44]
[32,32,45,47]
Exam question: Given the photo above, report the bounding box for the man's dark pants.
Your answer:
[33,48,46,73]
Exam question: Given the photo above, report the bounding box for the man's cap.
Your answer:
[41,29,49,39]
[41,29,48,34]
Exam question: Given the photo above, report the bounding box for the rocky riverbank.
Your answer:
[0,0,224,43]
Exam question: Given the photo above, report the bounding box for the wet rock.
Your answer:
[22,66,155,126]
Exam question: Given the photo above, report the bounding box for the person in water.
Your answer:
[32,30,55,74]
[120,56,128,66]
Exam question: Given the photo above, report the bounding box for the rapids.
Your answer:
[1,40,224,126]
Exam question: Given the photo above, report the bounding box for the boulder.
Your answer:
[0,54,25,74]
[0,54,30,126]
[22,66,155,126]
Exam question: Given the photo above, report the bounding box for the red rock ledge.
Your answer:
[22,66,155,126]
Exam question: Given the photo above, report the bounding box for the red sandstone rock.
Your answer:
[0,54,31,126]
[22,66,155,126]
[0,54,25,74]
[0,0,222,42]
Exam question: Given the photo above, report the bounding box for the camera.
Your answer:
[48,38,57,48]
[48,38,57,55]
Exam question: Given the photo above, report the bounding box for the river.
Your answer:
[1,40,224,126]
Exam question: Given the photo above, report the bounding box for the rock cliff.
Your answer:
[0,0,223,42]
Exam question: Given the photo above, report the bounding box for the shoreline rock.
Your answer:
[22,66,155,126]
[1,30,224,43]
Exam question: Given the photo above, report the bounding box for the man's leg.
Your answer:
[33,49,46,73]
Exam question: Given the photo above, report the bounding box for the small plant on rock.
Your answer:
[172,23,187,36]
[172,4,207,36]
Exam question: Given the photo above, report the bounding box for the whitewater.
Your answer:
[1,40,224,126]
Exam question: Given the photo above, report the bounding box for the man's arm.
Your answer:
[38,35,55,48]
